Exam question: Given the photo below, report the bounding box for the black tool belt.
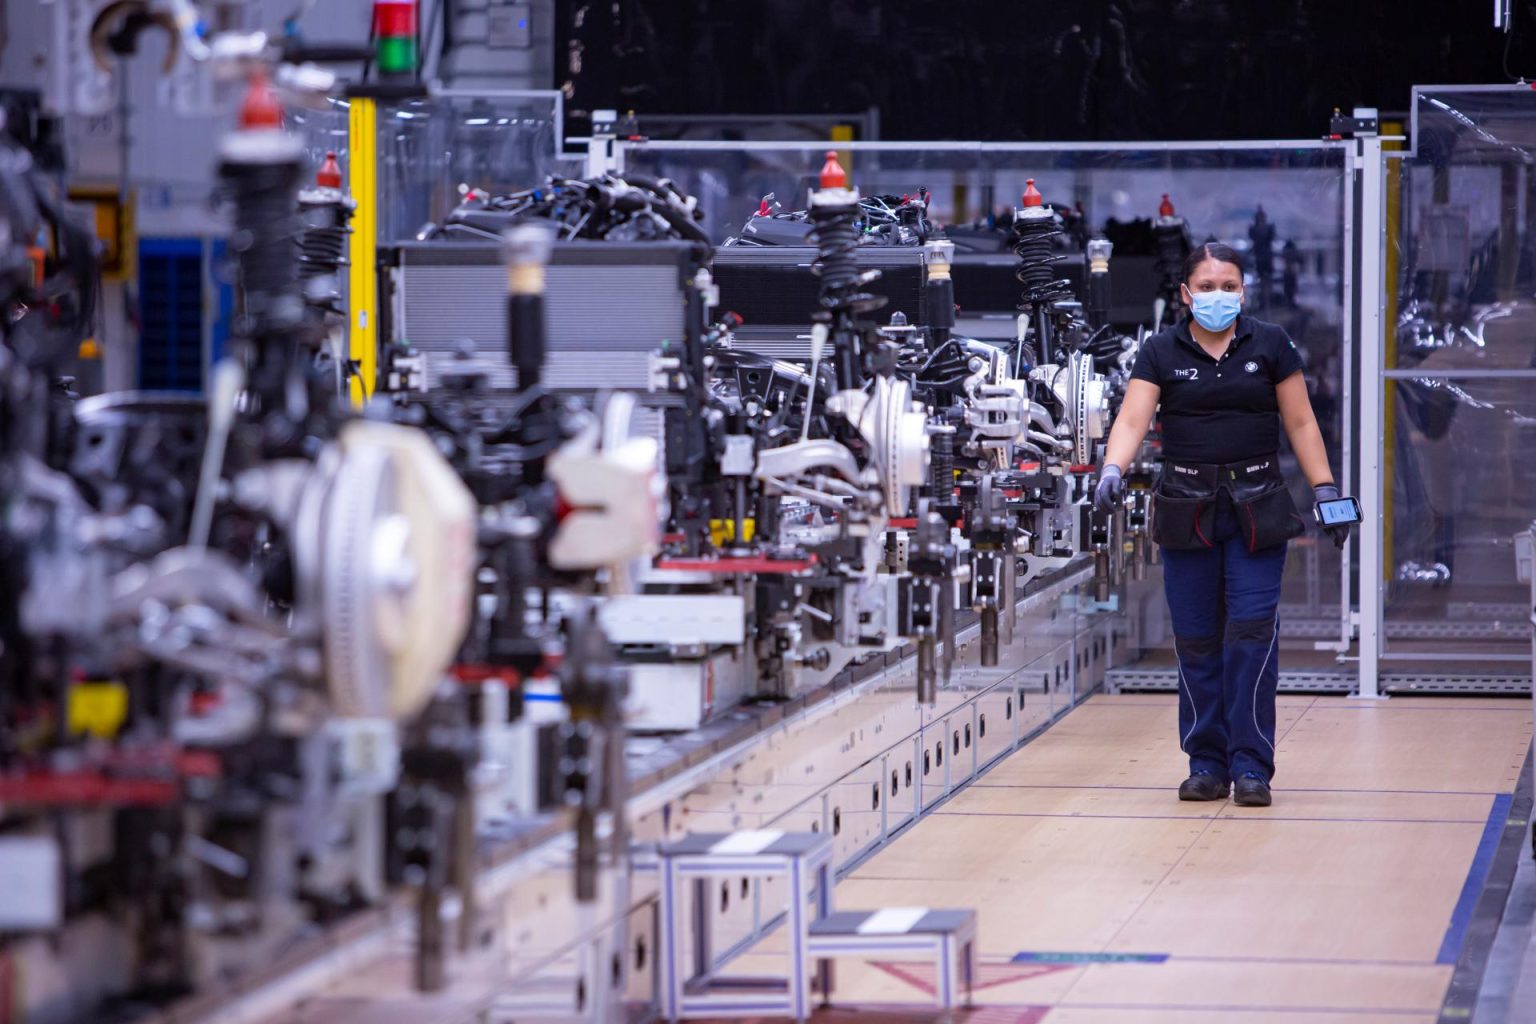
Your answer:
[1151,455,1305,553]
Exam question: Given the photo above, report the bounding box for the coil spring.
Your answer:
[808,201,883,316]
[1012,214,1070,309]
[928,429,954,499]
[225,158,304,334]
[298,198,352,313]
[298,208,349,280]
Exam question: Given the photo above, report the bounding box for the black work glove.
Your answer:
[1094,464,1124,514]
[1314,483,1350,549]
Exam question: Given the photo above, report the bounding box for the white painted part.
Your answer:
[756,438,862,484]
[709,830,784,856]
[0,836,63,930]
[857,908,929,935]
[803,323,829,442]
[634,565,720,585]
[721,435,756,476]
[809,323,828,364]
[326,718,401,797]
[600,594,745,646]
[521,680,567,723]
[586,135,614,178]
[476,714,544,822]
[625,662,710,732]
[695,268,720,311]
[854,376,930,514]
[547,434,662,570]
[1084,377,1110,439]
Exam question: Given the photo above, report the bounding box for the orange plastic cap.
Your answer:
[317,151,342,188]
[819,150,847,189]
[240,70,282,130]
[1022,179,1042,207]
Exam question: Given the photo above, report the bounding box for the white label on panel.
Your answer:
[709,830,784,856]
[857,908,929,935]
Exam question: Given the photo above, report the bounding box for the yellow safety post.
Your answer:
[347,96,379,406]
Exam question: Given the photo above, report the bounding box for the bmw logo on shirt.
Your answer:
[1244,361,1259,373]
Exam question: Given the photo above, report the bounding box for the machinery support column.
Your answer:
[347,96,379,406]
[1355,134,1386,700]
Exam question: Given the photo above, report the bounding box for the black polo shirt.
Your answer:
[1129,315,1305,464]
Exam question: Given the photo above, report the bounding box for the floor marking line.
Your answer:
[970,783,1508,797]
[933,810,1486,825]
[937,811,1218,821]
[993,950,1443,968]
[1300,705,1532,713]
[1437,792,1516,965]
[1216,816,1486,825]
[1054,1001,1436,1016]
[1012,951,1169,964]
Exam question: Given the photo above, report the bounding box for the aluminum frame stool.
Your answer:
[657,830,834,1021]
[806,908,978,1010]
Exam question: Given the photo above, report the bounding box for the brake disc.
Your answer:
[300,422,478,722]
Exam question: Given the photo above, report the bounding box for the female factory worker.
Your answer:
[1093,243,1347,808]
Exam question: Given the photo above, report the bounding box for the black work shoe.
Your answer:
[1178,771,1230,801]
[1233,772,1273,807]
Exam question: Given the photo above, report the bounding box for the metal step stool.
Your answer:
[657,830,834,1021]
[807,908,977,1010]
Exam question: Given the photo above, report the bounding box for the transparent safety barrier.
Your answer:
[289,97,352,189]
[621,141,1344,259]
[377,90,574,242]
[621,139,1352,663]
[1384,87,1536,669]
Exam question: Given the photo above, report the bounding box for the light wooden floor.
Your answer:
[732,693,1533,1023]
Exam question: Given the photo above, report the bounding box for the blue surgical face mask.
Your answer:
[1187,289,1242,332]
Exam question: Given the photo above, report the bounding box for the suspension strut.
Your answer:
[297,151,355,320]
[807,151,884,390]
[218,70,305,412]
[1012,179,1070,365]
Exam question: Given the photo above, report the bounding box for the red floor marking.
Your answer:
[869,960,1074,996]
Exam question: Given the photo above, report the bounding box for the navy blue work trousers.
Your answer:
[1160,497,1287,783]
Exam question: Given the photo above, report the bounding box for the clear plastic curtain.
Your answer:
[376,91,573,242]
[1385,88,1536,669]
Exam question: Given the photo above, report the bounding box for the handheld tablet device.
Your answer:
[1313,496,1362,527]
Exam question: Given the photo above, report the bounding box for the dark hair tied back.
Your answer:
[1182,242,1245,283]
